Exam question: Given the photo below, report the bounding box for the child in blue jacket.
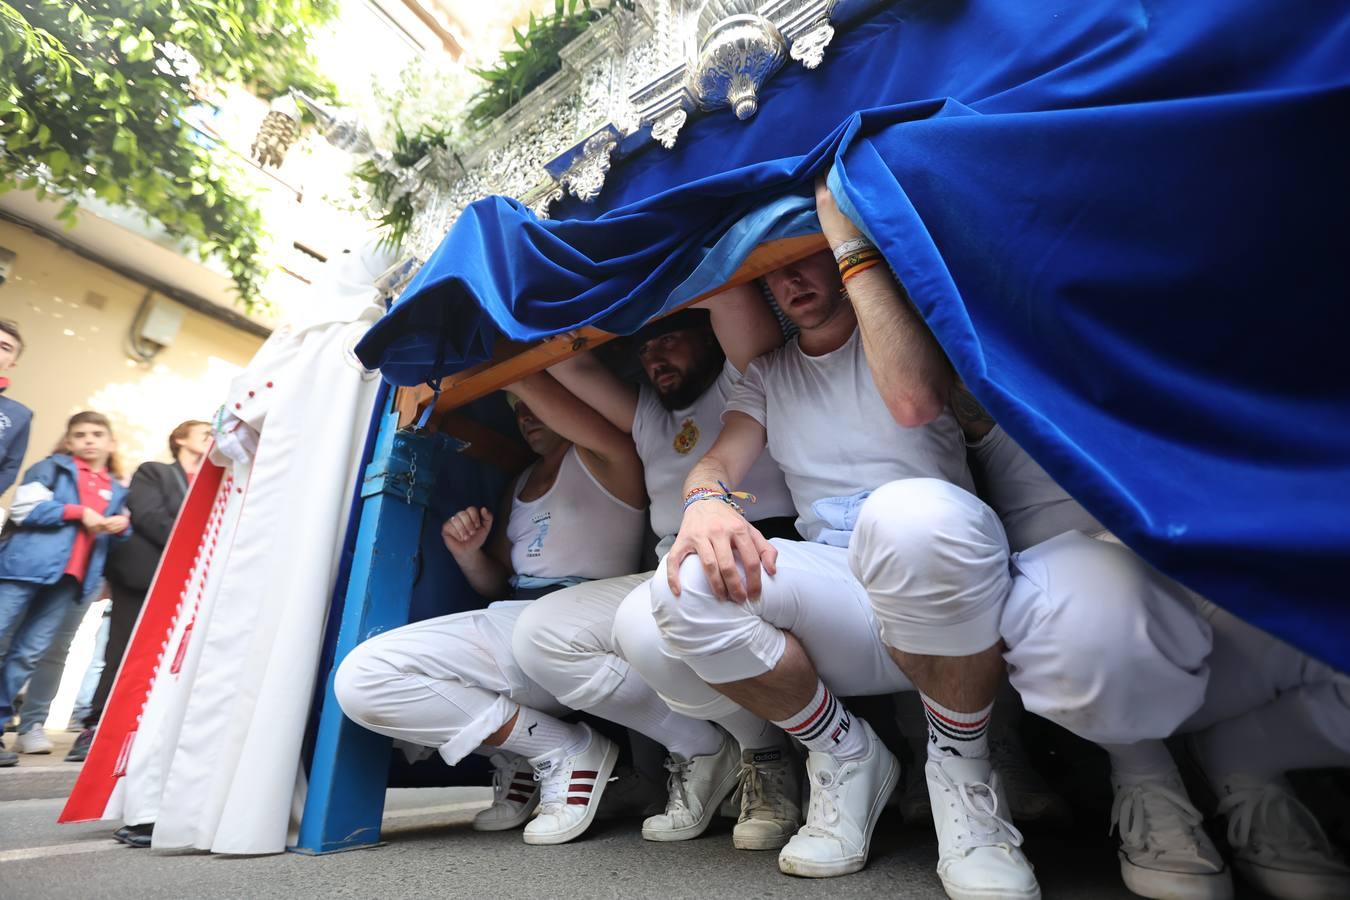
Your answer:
[0,411,130,765]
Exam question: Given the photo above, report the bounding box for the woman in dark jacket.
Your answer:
[66,420,210,775]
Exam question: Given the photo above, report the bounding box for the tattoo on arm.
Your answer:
[950,381,996,438]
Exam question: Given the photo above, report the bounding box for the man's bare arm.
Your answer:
[506,371,647,508]
[667,412,777,602]
[549,350,640,434]
[816,176,951,427]
[695,282,784,373]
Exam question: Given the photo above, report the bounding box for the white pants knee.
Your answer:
[334,601,568,766]
[646,539,912,697]
[1000,532,1214,745]
[512,572,651,709]
[850,478,1012,657]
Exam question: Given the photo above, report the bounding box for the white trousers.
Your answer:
[512,573,652,710]
[334,601,568,766]
[633,479,1216,746]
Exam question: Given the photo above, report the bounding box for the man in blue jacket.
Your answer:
[0,319,31,497]
[0,411,129,766]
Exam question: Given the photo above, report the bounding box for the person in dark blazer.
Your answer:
[66,420,210,775]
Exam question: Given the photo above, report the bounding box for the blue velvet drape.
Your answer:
[357,0,1350,670]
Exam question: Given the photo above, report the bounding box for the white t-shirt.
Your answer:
[968,424,1104,552]
[725,328,973,542]
[506,446,646,580]
[633,360,796,548]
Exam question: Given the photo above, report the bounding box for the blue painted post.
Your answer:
[292,401,458,854]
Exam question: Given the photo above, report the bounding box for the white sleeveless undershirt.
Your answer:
[633,360,797,550]
[505,445,646,580]
[967,424,1104,552]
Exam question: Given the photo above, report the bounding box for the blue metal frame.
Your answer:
[292,398,459,854]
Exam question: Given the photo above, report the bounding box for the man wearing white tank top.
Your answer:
[512,295,807,850]
[948,389,1350,900]
[335,374,649,846]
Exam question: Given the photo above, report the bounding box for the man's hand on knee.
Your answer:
[666,500,777,602]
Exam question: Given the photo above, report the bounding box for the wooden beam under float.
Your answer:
[394,233,828,428]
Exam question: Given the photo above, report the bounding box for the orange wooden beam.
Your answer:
[393,233,828,425]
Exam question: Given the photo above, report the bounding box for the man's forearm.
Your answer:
[452,550,510,599]
[684,454,734,496]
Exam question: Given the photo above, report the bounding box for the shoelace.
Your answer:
[741,759,787,819]
[951,780,1024,853]
[1218,782,1340,860]
[488,753,518,803]
[533,758,566,814]
[663,757,694,816]
[801,768,842,835]
[1111,781,1203,853]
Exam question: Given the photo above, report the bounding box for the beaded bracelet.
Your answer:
[832,237,876,263]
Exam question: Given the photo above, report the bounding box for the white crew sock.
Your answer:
[775,681,868,762]
[1103,739,1177,778]
[497,707,589,761]
[921,692,992,761]
[586,673,721,761]
[715,706,787,753]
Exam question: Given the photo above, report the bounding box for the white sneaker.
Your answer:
[928,755,1040,900]
[778,719,899,878]
[642,734,740,842]
[734,746,802,851]
[15,727,53,754]
[473,752,539,832]
[1110,768,1233,900]
[1216,775,1350,900]
[521,725,619,846]
[990,736,1070,825]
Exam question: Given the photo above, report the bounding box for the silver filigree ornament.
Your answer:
[789,17,835,69]
[691,13,787,120]
[651,108,688,149]
[558,130,620,203]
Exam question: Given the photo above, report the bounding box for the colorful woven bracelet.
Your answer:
[682,482,758,514]
[841,258,883,282]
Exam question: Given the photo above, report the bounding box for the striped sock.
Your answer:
[920,693,992,760]
[774,681,868,762]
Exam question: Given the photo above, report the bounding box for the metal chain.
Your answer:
[406,451,418,505]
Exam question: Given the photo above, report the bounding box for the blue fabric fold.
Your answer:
[812,491,873,549]
[356,1,1350,669]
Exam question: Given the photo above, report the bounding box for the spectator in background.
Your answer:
[0,319,31,498]
[0,412,130,767]
[66,420,210,768]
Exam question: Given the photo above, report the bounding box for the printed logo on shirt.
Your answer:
[672,417,700,455]
[525,511,551,559]
[99,488,113,501]
[0,411,10,434]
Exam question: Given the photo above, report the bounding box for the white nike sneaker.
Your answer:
[1110,768,1233,900]
[1215,775,1350,900]
[734,746,802,851]
[521,725,619,846]
[642,734,740,842]
[778,719,899,878]
[15,727,53,754]
[473,752,539,832]
[928,755,1040,900]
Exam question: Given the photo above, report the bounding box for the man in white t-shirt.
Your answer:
[335,373,648,846]
[949,387,1350,900]
[512,293,805,849]
[611,181,1060,895]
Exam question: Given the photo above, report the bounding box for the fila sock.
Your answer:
[920,693,992,761]
[774,681,868,762]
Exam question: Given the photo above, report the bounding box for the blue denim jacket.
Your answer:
[0,454,131,594]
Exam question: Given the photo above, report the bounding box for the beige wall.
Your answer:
[0,221,263,499]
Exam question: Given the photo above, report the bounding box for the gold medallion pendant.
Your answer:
[673,417,700,455]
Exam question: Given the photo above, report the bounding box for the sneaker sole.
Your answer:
[778,749,901,878]
[939,883,1041,900]
[522,740,620,846]
[733,828,796,851]
[642,754,743,843]
[19,746,52,755]
[1120,854,1233,900]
